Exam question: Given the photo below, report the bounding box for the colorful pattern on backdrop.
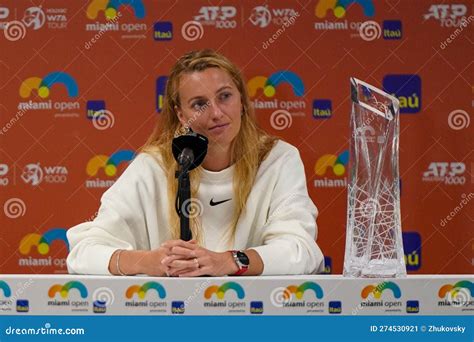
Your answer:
[0,1,472,275]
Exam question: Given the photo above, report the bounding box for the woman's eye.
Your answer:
[219,92,231,101]
[192,101,208,111]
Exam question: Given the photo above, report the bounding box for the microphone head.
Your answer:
[172,132,208,171]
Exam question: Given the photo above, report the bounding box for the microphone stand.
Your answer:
[175,163,192,241]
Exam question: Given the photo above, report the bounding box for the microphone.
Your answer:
[172,130,208,242]
[172,131,208,171]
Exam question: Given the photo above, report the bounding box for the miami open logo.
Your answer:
[0,281,12,310]
[19,228,69,256]
[248,70,304,98]
[19,72,78,99]
[47,281,89,310]
[438,280,473,308]
[125,282,167,311]
[358,281,402,312]
[126,282,166,300]
[314,150,349,188]
[248,70,306,122]
[271,282,324,311]
[86,0,145,20]
[85,0,147,38]
[315,0,375,19]
[0,281,11,299]
[203,282,246,311]
[18,228,69,269]
[85,150,135,188]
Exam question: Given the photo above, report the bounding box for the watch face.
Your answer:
[237,251,249,266]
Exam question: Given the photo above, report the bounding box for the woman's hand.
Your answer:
[109,246,170,277]
[160,240,238,277]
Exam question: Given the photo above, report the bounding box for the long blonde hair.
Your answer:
[140,49,277,247]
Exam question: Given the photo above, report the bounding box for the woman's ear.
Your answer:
[175,105,186,125]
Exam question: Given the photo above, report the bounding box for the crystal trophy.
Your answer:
[343,77,406,278]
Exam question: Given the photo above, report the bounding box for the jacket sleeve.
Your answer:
[250,147,324,275]
[66,153,159,275]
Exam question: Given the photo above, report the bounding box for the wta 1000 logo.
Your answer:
[47,281,89,311]
[124,282,167,312]
[358,282,403,312]
[18,71,80,117]
[248,70,306,116]
[18,228,69,270]
[85,150,135,188]
[273,282,325,313]
[438,281,473,309]
[203,282,246,313]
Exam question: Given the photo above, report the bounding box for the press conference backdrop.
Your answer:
[0,1,472,275]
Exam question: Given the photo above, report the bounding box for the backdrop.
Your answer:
[0,0,472,275]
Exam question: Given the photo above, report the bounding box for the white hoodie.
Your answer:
[66,140,324,275]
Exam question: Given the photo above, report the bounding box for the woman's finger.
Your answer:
[178,266,210,277]
[161,239,198,250]
[169,258,199,269]
[170,246,197,258]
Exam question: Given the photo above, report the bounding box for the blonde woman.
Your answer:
[67,49,324,277]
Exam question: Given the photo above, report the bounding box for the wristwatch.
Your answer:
[231,250,249,276]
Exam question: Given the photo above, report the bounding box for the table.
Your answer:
[1,274,472,316]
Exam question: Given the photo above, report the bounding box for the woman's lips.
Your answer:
[208,123,229,133]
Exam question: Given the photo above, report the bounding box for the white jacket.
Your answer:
[66,140,324,275]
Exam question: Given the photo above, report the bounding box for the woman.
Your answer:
[67,49,324,277]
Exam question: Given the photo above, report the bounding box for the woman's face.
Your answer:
[175,67,242,148]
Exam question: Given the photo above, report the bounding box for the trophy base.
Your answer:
[343,258,406,278]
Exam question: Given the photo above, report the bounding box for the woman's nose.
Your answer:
[207,100,224,119]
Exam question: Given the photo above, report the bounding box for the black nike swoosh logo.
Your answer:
[209,198,232,206]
